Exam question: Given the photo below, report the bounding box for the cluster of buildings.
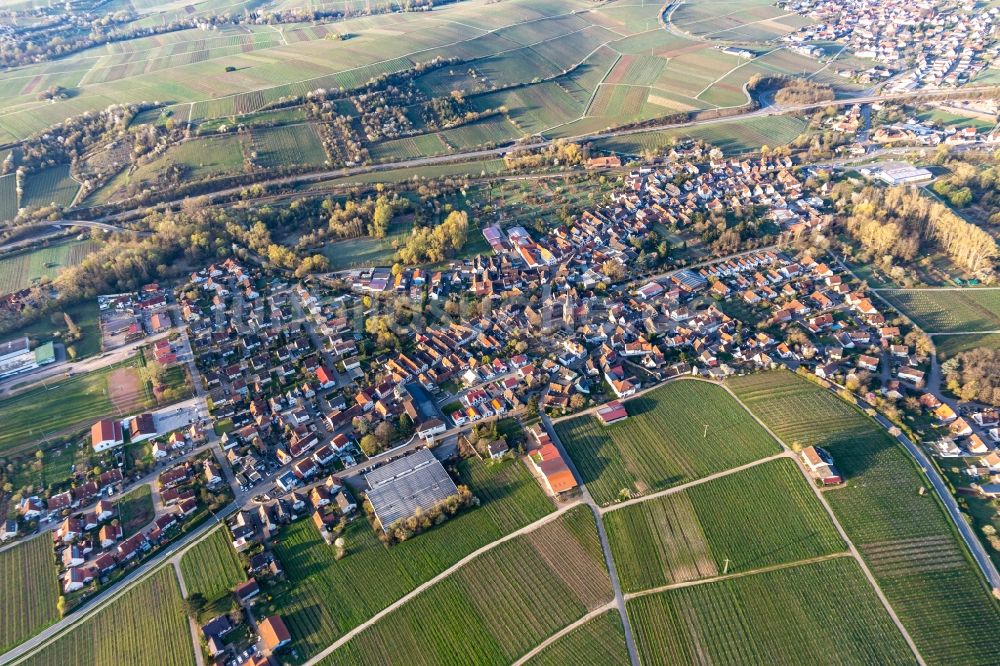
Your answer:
[228,468,356,550]
[869,117,997,147]
[335,156,830,420]
[784,0,998,89]
[97,283,175,350]
[179,260,367,492]
[41,456,214,598]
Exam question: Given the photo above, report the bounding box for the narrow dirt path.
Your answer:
[511,601,616,666]
[172,560,206,666]
[301,502,583,666]
[625,552,853,600]
[542,416,641,666]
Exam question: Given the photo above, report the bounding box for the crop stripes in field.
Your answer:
[723,382,928,666]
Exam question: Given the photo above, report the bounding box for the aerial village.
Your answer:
[2,145,999,664]
[784,0,998,89]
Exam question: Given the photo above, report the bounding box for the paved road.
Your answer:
[834,259,1000,592]
[870,407,1000,592]
[0,328,176,398]
[0,504,233,666]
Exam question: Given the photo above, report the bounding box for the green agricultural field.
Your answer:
[368,134,451,162]
[251,124,328,168]
[0,536,60,652]
[935,332,1000,359]
[20,165,80,210]
[594,115,807,156]
[730,371,1000,666]
[322,221,412,270]
[604,457,844,593]
[438,116,524,150]
[179,526,245,602]
[0,173,16,221]
[307,158,507,189]
[116,484,155,537]
[20,567,193,666]
[0,240,97,295]
[553,379,780,506]
[879,288,1000,333]
[0,355,150,456]
[916,108,997,132]
[128,134,246,188]
[524,610,629,666]
[627,558,914,666]
[264,457,553,658]
[322,506,610,665]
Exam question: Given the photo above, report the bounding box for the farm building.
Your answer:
[527,426,578,495]
[365,449,459,532]
[596,401,628,426]
[259,615,292,653]
[800,446,843,485]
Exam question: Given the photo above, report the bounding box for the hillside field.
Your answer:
[627,558,915,665]
[879,288,1000,333]
[0,536,60,652]
[0,240,97,295]
[179,526,246,602]
[19,567,192,666]
[263,457,554,658]
[321,506,611,665]
[553,379,780,505]
[604,457,845,593]
[730,371,1000,666]
[524,610,629,666]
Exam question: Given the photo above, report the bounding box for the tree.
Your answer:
[184,593,206,617]
[63,312,80,340]
[371,195,393,239]
[359,434,382,457]
[526,394,539,418]
[374,421,396,446]
[600,259,626,282]
[57,596,67,617]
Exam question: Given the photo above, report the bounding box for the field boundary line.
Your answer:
[694,47,782,101]
[147,7,594,119]
[301,500,581,666]
[172,559,206,666]
[541,416,640,666]
[583,53,622,116]
[600,451,788,514]
[624,551,852,600]
[511,601,616,666]
[722,380,928,666]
